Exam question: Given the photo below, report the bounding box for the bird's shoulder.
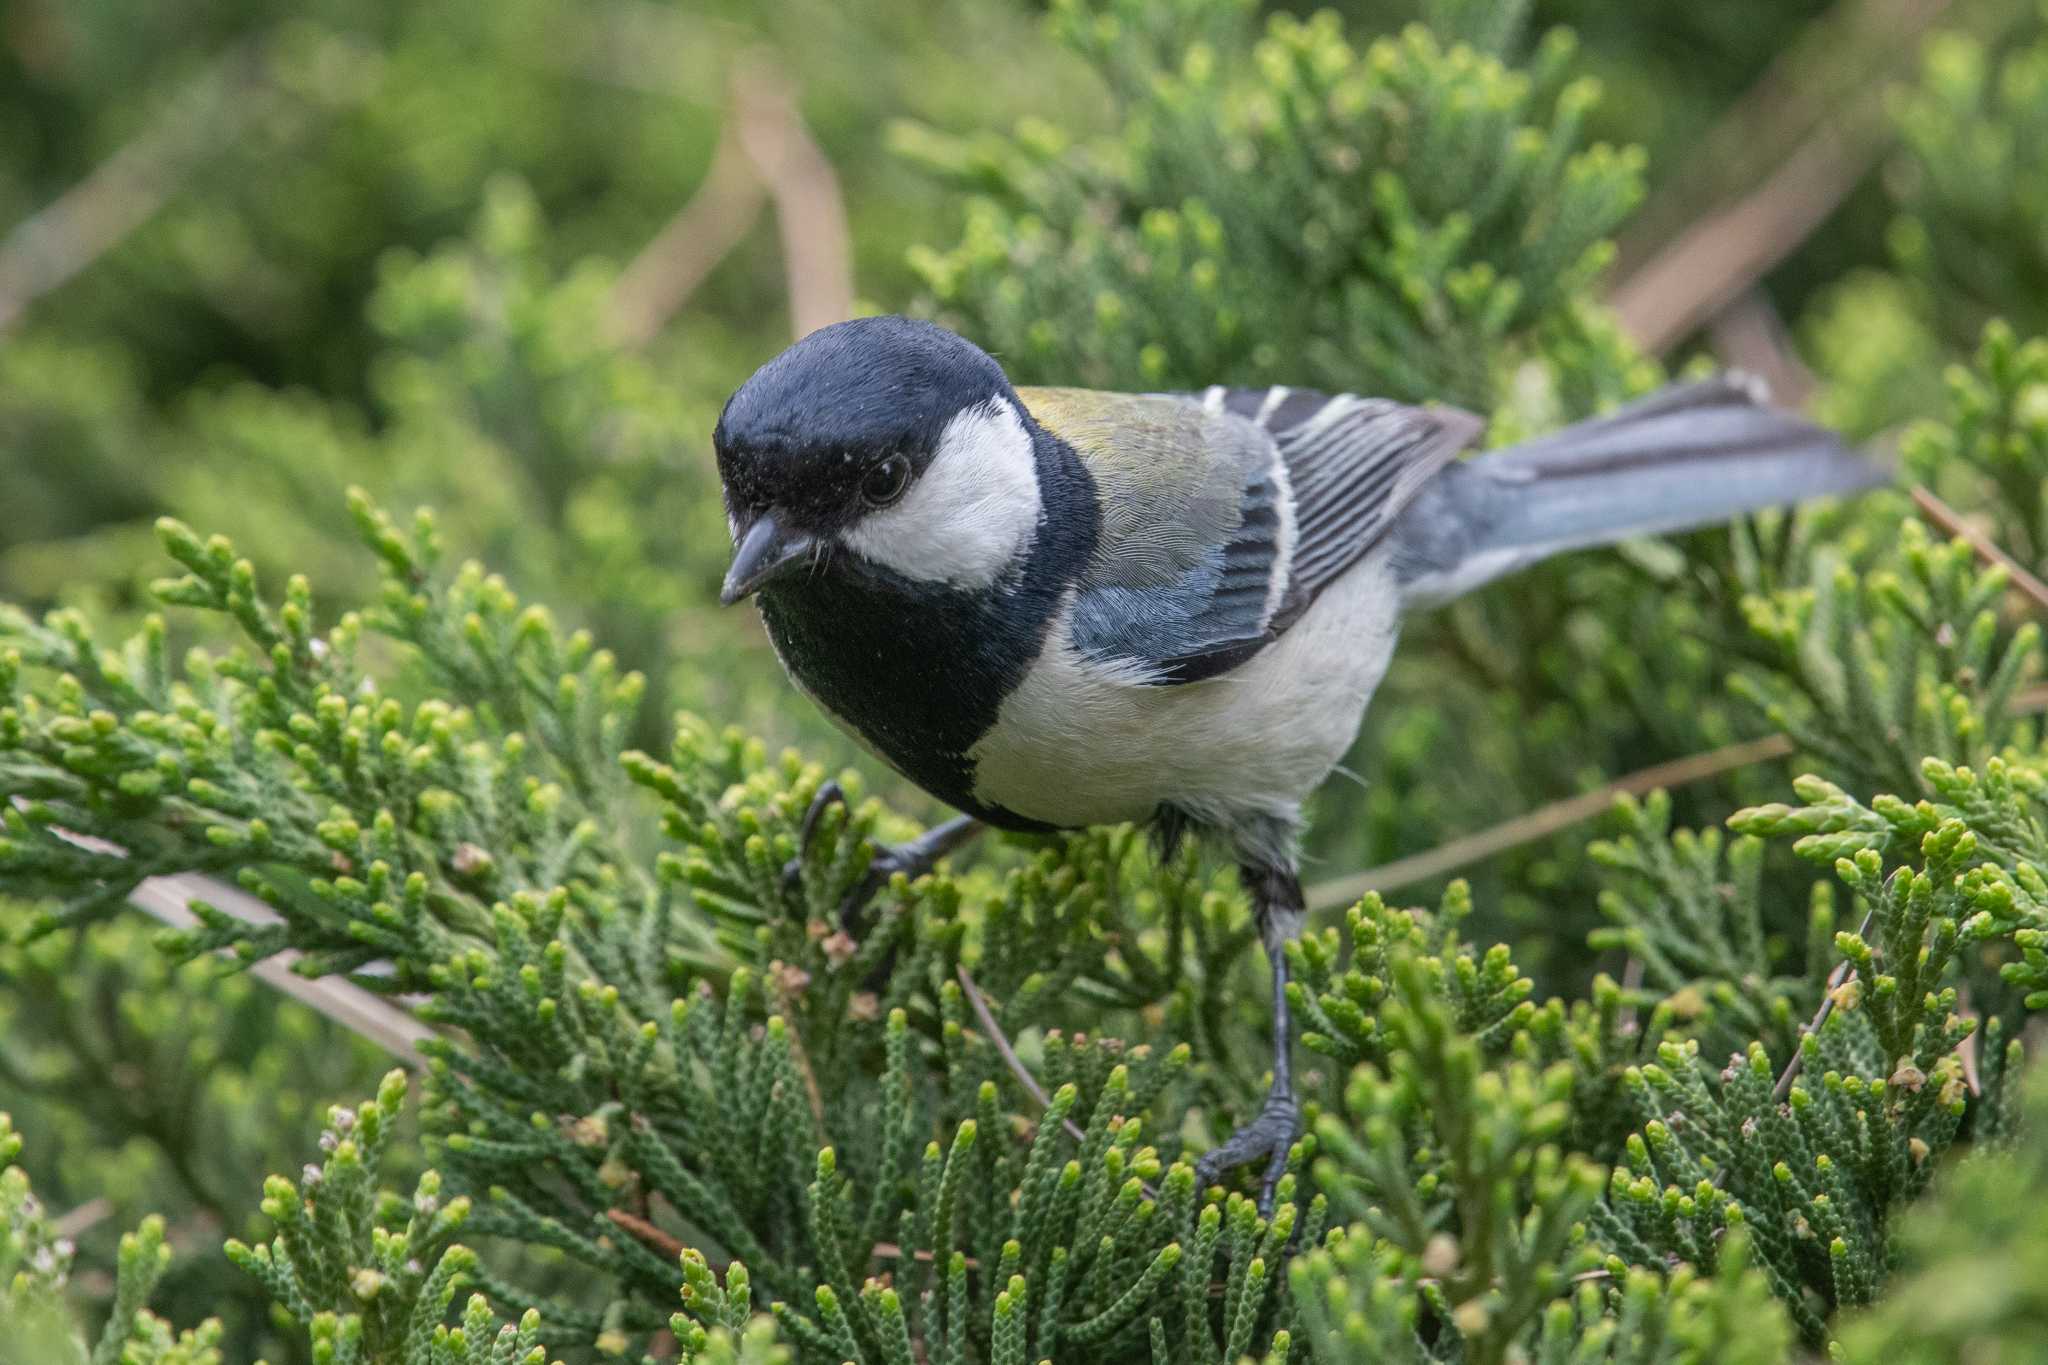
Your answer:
[1017,387,1268,517]
[1014,383,1481,684]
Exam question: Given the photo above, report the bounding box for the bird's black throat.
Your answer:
[752,423,1098,831]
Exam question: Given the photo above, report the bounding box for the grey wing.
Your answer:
[1069,447,1291,682]
[1195,385,1484,630]
[1045,387,1288,684]
[1057,383,1481,684]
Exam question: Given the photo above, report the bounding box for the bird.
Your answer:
[711,313,1886,1209]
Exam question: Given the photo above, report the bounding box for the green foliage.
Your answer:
[0,916,391,1358]
[1,1114,224,1365]
[226,1071,560,1365]
[1886,9,2048,350]
[14,0,2048,1359]
[1832,1065,2048,1364]
[904,0,1653,418]
[1903,321,2048,574]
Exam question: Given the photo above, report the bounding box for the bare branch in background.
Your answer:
[1611,121,1880,356]
[609,119,771,348]
[20,802,433,1064]
[0,33,382,337]
[1707,289,1818,410]
[610,60,854,348]
[536,0,736,101]
[1310,683,2048,914]
[734,66,856,340]
[1608,0,1958,354]
[125,874,434,1067]
[1304,733,1793,912]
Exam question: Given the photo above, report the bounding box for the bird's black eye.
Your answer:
[861,455,912,508]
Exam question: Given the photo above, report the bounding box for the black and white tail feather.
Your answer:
[1204,375,1886,620]
[1388,376,1888,609]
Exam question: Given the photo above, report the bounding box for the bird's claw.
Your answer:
[784,781,970,933]
[1195,1087,1302,1215]
[781,779,850,893]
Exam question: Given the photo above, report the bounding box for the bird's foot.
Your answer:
[1195,1085,1302,1215]
[782,782,979,934]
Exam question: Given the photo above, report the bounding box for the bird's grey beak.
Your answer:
[720,513,817,605]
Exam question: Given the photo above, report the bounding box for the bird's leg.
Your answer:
[782,781,983,932]
[1195,862,1305,1214]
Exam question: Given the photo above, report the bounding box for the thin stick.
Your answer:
[1707,289,1818,411]
[1775,910,1876,1102]
[606,1206,685,1260]
[608,112,768,347]
[124,873,435,1067]
[956,965,1088,1146]
[1955,984,1983,1097]
[871,1241,979,1268]
[736,70,854,340]
[1304,733,1794,912]
[771,968,831,1133]
[607,59,853,348]
[51,1197,113,1241]
[1911,485,2048,618]
[1608,0,1955,353]
[1310,680,2048,915]
[23,804,434,1067]
[1611,124,1876,354]
[1616,955,1645,1036]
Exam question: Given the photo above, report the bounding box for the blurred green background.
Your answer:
[5,0,2046,1354]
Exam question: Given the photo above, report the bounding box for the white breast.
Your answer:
[967,545,1403,834]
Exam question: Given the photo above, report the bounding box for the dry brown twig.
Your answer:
[955,965,1164,1201]
[609,59,853,348]
[955,965,1088,1145]
[1911,485,2048,617]
[606,1206,686,1260]
[1607,0,1958,354]
[1304,732,1794,912]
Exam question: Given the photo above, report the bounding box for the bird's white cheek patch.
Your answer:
[842,397,1041,588]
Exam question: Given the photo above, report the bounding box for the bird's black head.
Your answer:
[713,316,1033,603]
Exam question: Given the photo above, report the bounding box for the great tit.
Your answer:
[713,314,1884,1207]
